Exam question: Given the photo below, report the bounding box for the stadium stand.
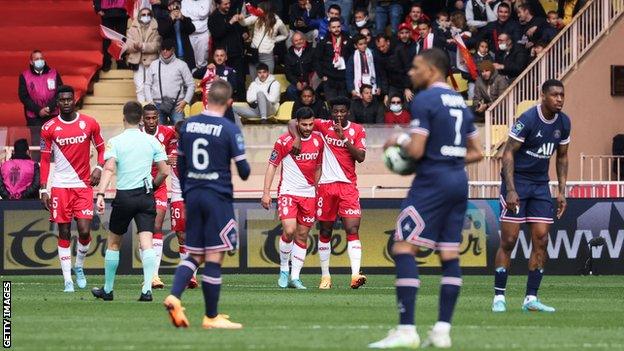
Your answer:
[0,0,102,127]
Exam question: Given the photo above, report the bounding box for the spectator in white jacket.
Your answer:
[182,0,211,72]
[233,62,281,123]
[466,0,498,29]
[239,1,289,78]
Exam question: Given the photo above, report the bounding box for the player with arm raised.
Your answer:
[288,96,368,290]
[39,85,105,292]
[169,120,198,289]
[164,80,250,329]
[141,104,177,289]
[262,107,324,289]
[369,48,483,349]
[492,79,571,313]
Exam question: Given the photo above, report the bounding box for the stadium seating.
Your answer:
[515,100,537,117]
[0,0,102,128]
[275,101,294,123]
[190,101,204,115]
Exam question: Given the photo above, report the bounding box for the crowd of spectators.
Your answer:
[95,0,586,124]
[18,0,585,131]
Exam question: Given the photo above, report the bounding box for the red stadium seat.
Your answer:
[0,0,102,128]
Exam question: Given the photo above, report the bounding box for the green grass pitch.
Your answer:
[9,274,624,350]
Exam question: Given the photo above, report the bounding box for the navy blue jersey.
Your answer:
[178,114,247,199]
[507,105,571,183]
[409,83,478,175]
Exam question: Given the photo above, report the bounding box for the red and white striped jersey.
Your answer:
[170,146,183,203]
[40,113,105,188]
[269,132,324,198]
[313,119,366,185]
[143,125,177,181]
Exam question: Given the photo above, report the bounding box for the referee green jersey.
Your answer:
[104,128,167,190]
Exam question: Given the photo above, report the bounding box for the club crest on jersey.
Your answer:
[79,121,86,130]
[270,149,279,162]
[349,129,355,137]
[554,129,561,138]
[511,121,525,135]
[313,138,319,147]
[158,133,165,142]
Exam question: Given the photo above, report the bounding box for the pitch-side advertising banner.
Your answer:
[1,200,623,275]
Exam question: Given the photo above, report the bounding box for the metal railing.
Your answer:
[484,0,624,155]
[368,181,624,199]
[580,154,624,181]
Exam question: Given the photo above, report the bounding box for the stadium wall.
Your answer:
[1,199,623,275]
[558,16,624,180]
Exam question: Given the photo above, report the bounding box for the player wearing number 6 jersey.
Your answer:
[164,80,250,330]
[288,96,368,290]
[262,107,324,290]
[369,48,483,349]
[169,121,198,289]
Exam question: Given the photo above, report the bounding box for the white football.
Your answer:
[383,146,416,175]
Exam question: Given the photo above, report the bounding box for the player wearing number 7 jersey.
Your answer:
[262,107,324,290]
[369,48,483,349]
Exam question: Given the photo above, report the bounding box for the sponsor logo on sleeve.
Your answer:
[511,121,525,136]
[270,149,279,162]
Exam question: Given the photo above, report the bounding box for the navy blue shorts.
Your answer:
[500,181,553,224]
[183,190,239,254]
[394,171,468,251]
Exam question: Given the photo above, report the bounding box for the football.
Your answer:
[383,146,416,175]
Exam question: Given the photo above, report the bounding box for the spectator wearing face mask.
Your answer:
[18,50,63,143]
[126,7,162,102]
[384,93,411,124]
[291,86,329,119]
[352,8,375,36]
[0,139,39,200]
[494,32,529,80]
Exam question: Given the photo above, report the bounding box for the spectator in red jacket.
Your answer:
[18,50,63,144]
[384,93,411,124]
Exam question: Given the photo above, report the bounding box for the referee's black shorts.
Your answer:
[109,187,156,235]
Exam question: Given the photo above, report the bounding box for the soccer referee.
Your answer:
[92,101,169,302]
